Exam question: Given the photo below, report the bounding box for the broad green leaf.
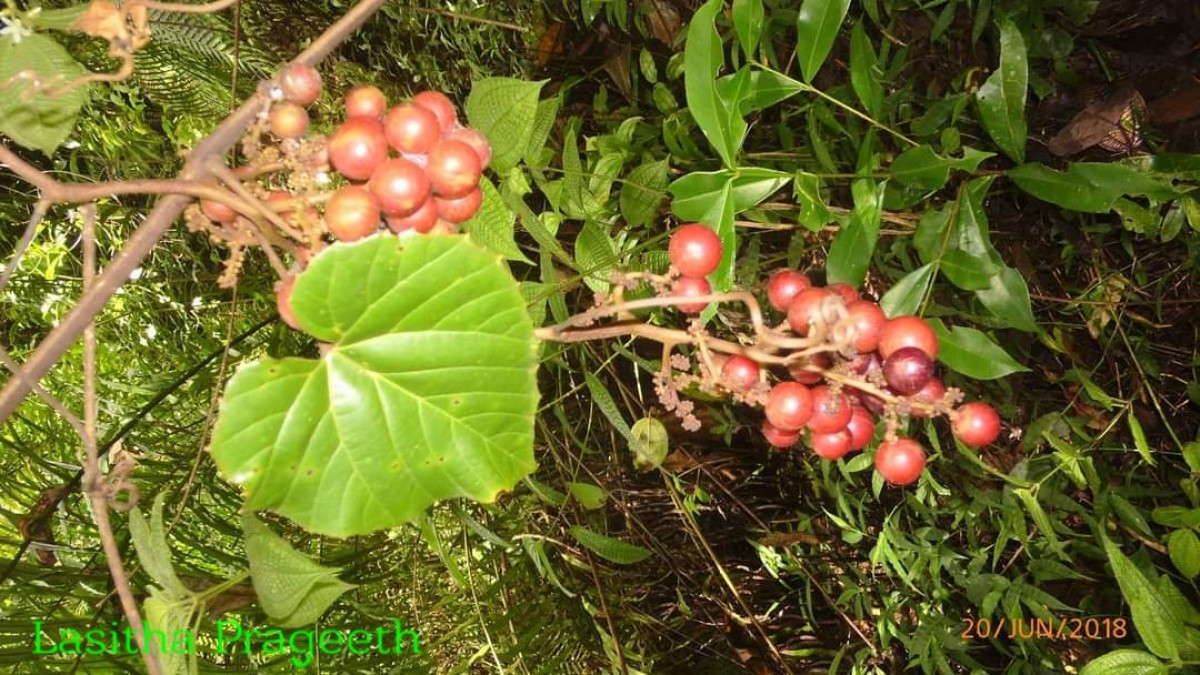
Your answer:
[685,0,743,168]
[619,159,669,227]
[1183,441,1200,474]
[243,514,355,628]
[975,18,1027,162]
[631,417,669,471]
[0,34,89,154]
[732,0,765,58]
[849,21,883,119]
[795,0,851,82]
[575,221,618,293]
[1009,162,1181,214]
[669,168,792,223]
[143,591,191,675]
[1014,488,1065,558]
[524,95,561,166]
[976,265,1037,332]
[569,526,652,565]
[879,263,935,317]
[466,78,547,173]
[464,177,529,264]
[128,493,187,598]
[209,235,539,537]
[794,171,833,231]
[584,373,632,440]
[1079,650,1166,675]
[827,180,885,287]
[723,68,805,115]
[1127,411,1154,465]
[567,482,609,510]
[891,145,953,190]
[1103,536,1182,660]
[1169,529,1200,579]
[930,320,1030,379]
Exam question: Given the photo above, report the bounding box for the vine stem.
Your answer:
[0,0,393,426]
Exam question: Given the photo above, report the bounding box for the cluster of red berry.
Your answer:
[324,81,491,239]
[664,224,1002,486]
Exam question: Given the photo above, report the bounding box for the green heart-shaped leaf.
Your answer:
[209,235,539,537]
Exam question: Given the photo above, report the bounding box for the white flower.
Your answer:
[0,15,33,45]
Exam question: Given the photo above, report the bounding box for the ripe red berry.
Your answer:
[324,185,380,241]
[427,139,482,198]
[845,405,876,450]
[827,283,859,304]
[671,276,711,313]
[668,224,722,278]
[434,187,482,223]
[845,300,886,353]
[952,402,1002,447]
[200,198,237,223]
[280,63,322,106]
[879,315,939,360]
[787,287,837,336]
[384,103,441,155]
[882,346,935,395]
[411,90,458,134]
[764,382,814,432]
[875,438,926,485]
[369,158,432,216]
[446,127,492,169]
[787,352,831,385]
[329,117,389,181]
[766,270,811,312]
[345,84,387,119]
[762,420,801,449]
[907,377,945,418]
[384,197,439,234]
[720,355,760,392]
[809,429,853,460]
[269,102,310,139]
[807,385,852,434]
[276,276,301,330]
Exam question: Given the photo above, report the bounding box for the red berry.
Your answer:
[764,382,814,432]
[845,300,886,353]
[411,90,458,134]
[845,405,876,450]
[952,402,1002,447]
[807,385,852,434]
[766,270,811,312]
[427,139,482,198]
[809,429,853,460]
[671,276,711,313]
[827,283,859,304]
[907,377,945,418]
[434,187,482,223]
[446,127,492,169]
[280,64,322,106]
[762,420,801,449]
[875,438,926,485]
[720,355,760,392]
[787,287,836,336]
[787,352,831,385]
[668,224,722,278]
[324,185,380,241]
[345,84,387,119]
[329,117,389,181]
[200,198,237,223]
[269,102,309,139]
[369,158,432,216]
[384,103,441,155]
[879,315,939,360]
[276,276,301,330]
[882,346,935,395]
[384,197,439,234]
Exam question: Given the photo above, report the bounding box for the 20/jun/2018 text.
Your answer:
[961,616,1128,641]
